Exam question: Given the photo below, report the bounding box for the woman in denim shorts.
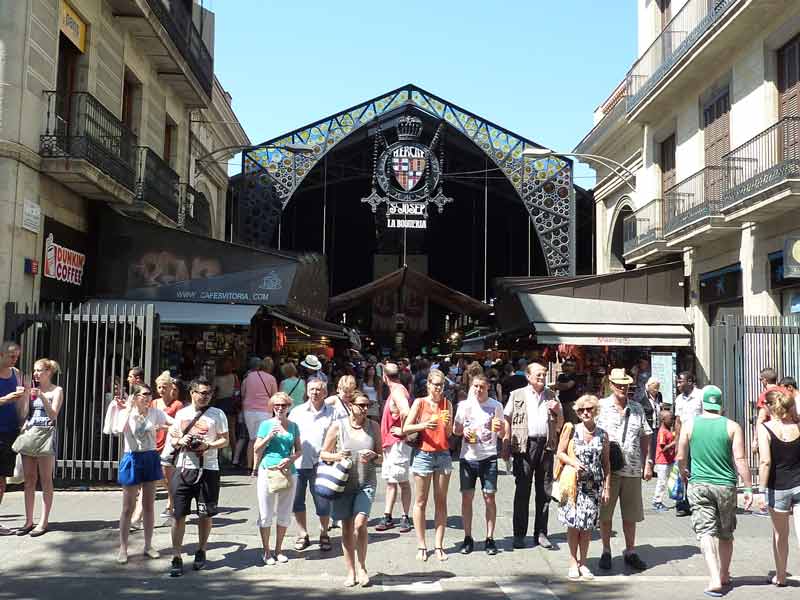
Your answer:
[403,368,453,562]
[757,388,800,587]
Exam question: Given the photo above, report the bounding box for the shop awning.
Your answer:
[263,307,350,340]
[495,261,692,347]
[81,300,261,325]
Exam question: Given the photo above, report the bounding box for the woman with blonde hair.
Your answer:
[757,388,800,587]
[16,358,64,537]
[556,394,610,580]
[155,371,181,518]
[327,374,357,419]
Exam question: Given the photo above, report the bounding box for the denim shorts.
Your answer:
[293,467,331,517]
[411,449,452,476]
[459,457,498,493]
[767,485,800,512]
[331,485,375,521]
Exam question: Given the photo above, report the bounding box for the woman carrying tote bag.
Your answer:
[15,358,64,537]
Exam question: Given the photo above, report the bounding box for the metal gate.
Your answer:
[710,315,800,482]
[4,301,158,482]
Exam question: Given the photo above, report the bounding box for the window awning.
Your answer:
[518,294,691,347]
[81,300,260,326]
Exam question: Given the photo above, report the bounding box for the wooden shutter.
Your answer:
[660,135,676,193]
[703,91,730,206]
[778,35,800,159]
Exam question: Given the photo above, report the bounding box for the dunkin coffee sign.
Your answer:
[44,233,86,286]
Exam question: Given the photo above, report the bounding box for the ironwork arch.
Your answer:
[608,195,635,271]
[243,84,575,275]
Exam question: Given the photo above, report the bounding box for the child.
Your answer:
[652,408,675,511]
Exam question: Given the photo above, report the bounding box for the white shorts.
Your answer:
[382,441,412,483]
[244,410,270,439]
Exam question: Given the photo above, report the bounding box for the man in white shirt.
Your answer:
[503,362,563,549]
[289,379,335,552]
[454,374,507,556]
[673,371,703,517]
[168,377,228,577]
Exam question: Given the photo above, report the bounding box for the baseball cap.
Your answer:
[702,385,723,411]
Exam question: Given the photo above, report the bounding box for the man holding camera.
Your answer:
[168,377,229,577]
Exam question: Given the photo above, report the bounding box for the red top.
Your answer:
[655,425,675,465]
[381,381,411,448]
[156,399,184,452]
[416,396,450,453]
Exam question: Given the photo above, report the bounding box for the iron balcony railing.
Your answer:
[136,147,180,222]
[40,91,138,191]
[626,0,737,112]
[623,198,664,255]
[721,117,800,209]
[144,0,213,97]
[664,166,724,235]
[181,184,212,235]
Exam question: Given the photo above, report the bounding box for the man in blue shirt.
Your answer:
[0,341,26,536]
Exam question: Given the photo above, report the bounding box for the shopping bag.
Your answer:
[8,453,24,484]
[668,464,684,500]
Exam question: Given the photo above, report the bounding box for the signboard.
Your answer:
[651,352,676,406]
[22,199,41,234]
[386,202,427,229]
[40,218,90,301]
[94,209,301,306]
[59,1,86,52]
[783,237,800,279]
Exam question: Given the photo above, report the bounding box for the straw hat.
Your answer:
[608,368,633,385]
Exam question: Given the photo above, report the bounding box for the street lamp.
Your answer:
[195,142,316,166]
[522,147,636,192]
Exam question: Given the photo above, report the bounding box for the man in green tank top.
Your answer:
[676,385,753,597]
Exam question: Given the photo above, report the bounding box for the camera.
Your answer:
[185,434,206,452]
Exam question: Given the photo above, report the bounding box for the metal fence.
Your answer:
[4,302,157,482]
[623,198,664,255]
[710,315,800,483]
[136,147,181,222]
[664,166,724,235]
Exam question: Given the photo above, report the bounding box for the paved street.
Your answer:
[1,465,798,599]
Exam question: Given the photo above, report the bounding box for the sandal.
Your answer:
[319,534,332,552]
[294,534,310,551]
[434,547,448,562]
[416,547,428,562]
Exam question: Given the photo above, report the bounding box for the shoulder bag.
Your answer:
[314,424,352,499]
[404,398,424,449]
[170,405,210,485]
[13,382,56,457]
[608,407,630,472]
[551,424,578,504]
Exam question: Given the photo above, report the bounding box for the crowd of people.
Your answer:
[1,339,799,593]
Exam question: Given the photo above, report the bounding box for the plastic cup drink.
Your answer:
[466,430,478,443]
[491,417,502,432]
[439,409,449,423]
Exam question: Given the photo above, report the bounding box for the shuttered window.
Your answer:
[778,35,800,159]
[660,134,676,193]
[703,90,730,206]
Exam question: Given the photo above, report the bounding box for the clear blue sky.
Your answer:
[208,0,637,185]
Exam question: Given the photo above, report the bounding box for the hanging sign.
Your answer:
[783,237,800,279]
[386,202,427,229]
[60,1,86,52]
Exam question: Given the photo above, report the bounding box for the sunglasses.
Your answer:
[576,407,593,414]
[352,403,370,409]
[273,404,291,409]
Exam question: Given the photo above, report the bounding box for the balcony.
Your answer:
[664,166,733,246]
[181,184,212,236]
[134,147,180,223]
[626,0,739,116]
[39,91,138,204]
[109,0,213,103]
[721,117,800,223]
[622,199,675,263]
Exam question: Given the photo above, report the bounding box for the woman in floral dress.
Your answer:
[556,395,610,580]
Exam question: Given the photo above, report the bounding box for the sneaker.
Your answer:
[598,551,612,570]
[193,549,207,571]
[398,515,413,533]
[459,536,474,555]
[567,566,580,580]
[485,538,498,556]
[579,565,594,580]
[276,553,289,564]
[752,507,770,517]
[265,554,277,566]
[169,556,183,578]
[375,515,395,531]
[652,502,668,512]
[623,551,647,571]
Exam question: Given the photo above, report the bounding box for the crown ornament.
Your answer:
[396,115,423,141]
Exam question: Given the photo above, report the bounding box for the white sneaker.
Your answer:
[567,566,580,580]
[579,565,594,580]
[276,553,289,564]
[265,554,276,566]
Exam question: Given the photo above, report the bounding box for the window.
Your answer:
[660,134,676,194]
[778,34,800,118]
[703,90,730,201]
[55,33,81,133]
[121,70,142,136]
[164,117,178,169]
